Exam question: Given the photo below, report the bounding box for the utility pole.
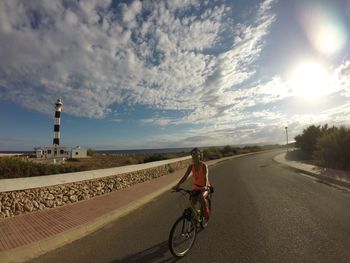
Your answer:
[285,126,289,152]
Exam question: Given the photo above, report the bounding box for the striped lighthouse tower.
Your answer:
[53,98,63,145]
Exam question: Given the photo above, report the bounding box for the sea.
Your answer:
[0,144,276,156]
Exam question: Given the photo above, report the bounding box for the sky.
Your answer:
[1,0,350,151]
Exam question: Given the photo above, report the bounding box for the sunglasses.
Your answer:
[191,152,200,157]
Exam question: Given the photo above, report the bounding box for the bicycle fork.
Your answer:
[180,221,192,238]
[181,208,194,238]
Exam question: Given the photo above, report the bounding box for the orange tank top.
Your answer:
[191,163,210,189]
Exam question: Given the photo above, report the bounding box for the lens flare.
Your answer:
[297,4,347,55]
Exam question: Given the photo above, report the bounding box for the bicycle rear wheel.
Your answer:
[168,216,197,257]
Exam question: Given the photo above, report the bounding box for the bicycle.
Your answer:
[168,187,213,257]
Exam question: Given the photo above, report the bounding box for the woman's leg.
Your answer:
[198,193,208,208]
[191,193,198,206]
[199,192,209,219]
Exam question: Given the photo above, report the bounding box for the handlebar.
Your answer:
[172,187,207,195]
[172,187,192,194]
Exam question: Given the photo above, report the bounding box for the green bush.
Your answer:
[294,125,328,157]
[239,146,261,154]
[313,126,350,170]
[123,158,134,165]
[0,157,86,179]
[221,145,237,157]
[293,124,350,170]
[143,154,168,163]
[203,147,223,160]
[202,145,263,160]
[286,149,309,161]
[87,148,96,156]
[66,158,80,162]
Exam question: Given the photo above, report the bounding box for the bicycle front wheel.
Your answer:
[168,216,197,257]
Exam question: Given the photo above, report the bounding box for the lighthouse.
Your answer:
[34,99,87,160]
[53,98,63,145]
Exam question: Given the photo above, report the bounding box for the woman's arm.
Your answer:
[174,164,192,189]
[202,163,208,190]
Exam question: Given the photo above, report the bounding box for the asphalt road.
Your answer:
[29,150,350,263]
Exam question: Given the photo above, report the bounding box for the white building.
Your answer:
[35,146,87,159]
[35,146,70,159]
[71,146,87,158]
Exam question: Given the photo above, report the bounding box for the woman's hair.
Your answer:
[190,147,200,154]
[191,147,202,160]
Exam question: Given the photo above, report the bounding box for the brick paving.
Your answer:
[0,168,185,252]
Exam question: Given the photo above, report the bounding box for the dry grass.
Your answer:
[0,152,189,179]
[29,152,188,171]
[64,154,145,170]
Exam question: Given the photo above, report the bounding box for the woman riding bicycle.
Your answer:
[173,148,211,220]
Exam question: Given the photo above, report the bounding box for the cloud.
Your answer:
[338,61,350,76]
[0,0,276,122]
[146,122,288,147]
[141,117,171,126]
[321,102,350,125]
[121,0,142,25]
[2,0,350,150]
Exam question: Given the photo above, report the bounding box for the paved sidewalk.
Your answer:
[0,153,248,263]
[0,167,188,263]
[274,152,350,189]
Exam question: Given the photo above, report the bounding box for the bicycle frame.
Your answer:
[181,204,201,223]
[179,190,204,223]
[190,201,202,222]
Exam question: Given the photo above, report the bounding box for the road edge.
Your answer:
[273,152,350,192]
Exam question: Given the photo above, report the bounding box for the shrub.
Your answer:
[0,157,86,179]
[122,158,134,165]
[286,149,309,161]
[87,148,96,156]
[67,158,80,162]
[294,125,327,157]
[314,126,350,170]
[222,145,237,156]
[143,154,168,163]
[238,146,261,154]
[63,166,85,173]
[203,147,223,160]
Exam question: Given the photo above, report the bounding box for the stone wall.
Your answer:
[0,159,190,218]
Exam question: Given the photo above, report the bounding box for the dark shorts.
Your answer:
[192,189,202,197]
[192,189,209,198]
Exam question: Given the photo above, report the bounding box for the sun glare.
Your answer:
[297,4,347,55]
[289,62,331,99]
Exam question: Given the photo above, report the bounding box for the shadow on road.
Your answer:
[109,240,179,263]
